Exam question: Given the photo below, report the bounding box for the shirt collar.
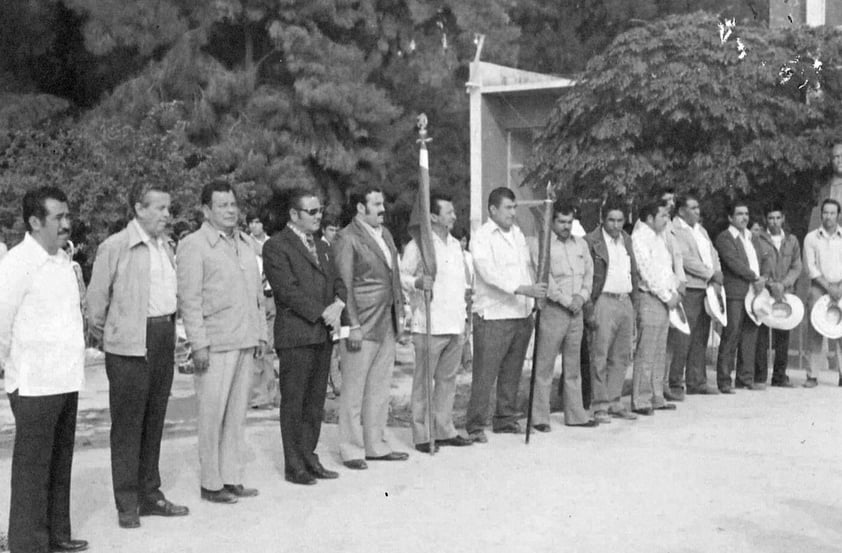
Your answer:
[818,226,842,239]
[728,225,750,240]
[601,227,622,245]
[21,233,67,266]
[357,215,383,237]
[767,229,785,241]
[287,222,313,244]
[200,221,240,247]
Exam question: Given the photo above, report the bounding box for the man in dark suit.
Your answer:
[584,198,640,423]
[714,200,769,393]
[263,188,346,485]
[334,186,407,469]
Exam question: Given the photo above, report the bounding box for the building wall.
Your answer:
[770,0,842,27]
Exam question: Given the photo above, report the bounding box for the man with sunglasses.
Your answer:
[263,188,346,484]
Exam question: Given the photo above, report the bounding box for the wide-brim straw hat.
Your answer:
[704,285,727,327]
[810,295,842,339]
[757,292,804,331]
[669,303,691,335]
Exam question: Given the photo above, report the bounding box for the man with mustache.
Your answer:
[334,186,407,469]
[87,184,190,528]
[0,187,88,552]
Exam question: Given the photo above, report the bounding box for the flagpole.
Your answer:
[526,182,555,444]
[417,115,435,456]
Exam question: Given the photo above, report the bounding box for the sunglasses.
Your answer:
[297,207,324,216]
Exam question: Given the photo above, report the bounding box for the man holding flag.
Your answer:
[401,192,474,453]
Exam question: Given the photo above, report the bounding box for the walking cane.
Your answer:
[526,184,555,444]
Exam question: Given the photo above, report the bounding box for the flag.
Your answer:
[407,132,437,281]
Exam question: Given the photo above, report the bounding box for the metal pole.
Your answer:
[425,289,435,455]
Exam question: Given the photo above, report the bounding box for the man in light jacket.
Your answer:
[667,193,723,398]
[177,180,268,504]
[87,185,189,529]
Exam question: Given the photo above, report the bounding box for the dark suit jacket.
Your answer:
[263,226,346,349]
[584,227,640,304]
[333,217,403,342]
[714,229,770,299]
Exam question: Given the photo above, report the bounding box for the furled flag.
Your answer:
[407,113,437,282]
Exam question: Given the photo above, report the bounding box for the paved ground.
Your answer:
[2,350,842,553]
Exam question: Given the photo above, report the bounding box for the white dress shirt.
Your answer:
[632,220,678,303]
[471,220,533,320]
[400,233,467,335]
[770,231,784,251]
[601,228,633,294]
[0,234,85,395]
[804,226,842,282]
[674,216,714,270]
[133,220,177,316]
[358,217,392,269]
[728,225,759,278]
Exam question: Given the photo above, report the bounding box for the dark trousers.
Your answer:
[716,298,759,389]
[105,317,175,514]
[466,315,533,433]
[277,341,332,474]
[755,325,790,384]
[668,289,710,392]
[8,391,78,553]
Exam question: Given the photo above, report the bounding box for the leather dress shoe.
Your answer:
[438,435,473,447]
[224,484,259,497]
[531,424,551,432]
[567,420,599,428]
[468,431,488,444]
[771,378,794,388]
[593,411,612,424]
[632,407,654,416]
[654,403,677,410]
[308,464,339,479]
[139,498,189,517]
[803,377,818,388]
[343,459,368,470]
[50,539,89,552]
[718,387,735,394]
[608,409,637,420]
[415,442,439,453]
[366,451,409,461]
[117,511,140,529]
[736,382,763,390]
[285,470,317,485]
[200,487,238,504]
[663,388,685,401]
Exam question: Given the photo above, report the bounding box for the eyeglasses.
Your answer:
[297,207,324,216]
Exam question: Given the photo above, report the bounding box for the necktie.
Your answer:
[305,234,320,266]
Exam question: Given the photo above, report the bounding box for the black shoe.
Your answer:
[139,498,189,517]
[285,470,317,485]
[343,459,368,470]
[686,385,720,395]
[223,484,259,497]
[532,424,552,432]
[308,464,339,479]
[366,451,409,461]
[654,403,677,410]
[632,407,654,416]
[567,420,599,428]
[438,435,473,447]
[718,387,735,394]
[415,442,439,453]
[117,511,140,529]
[50,539,89,552]
[200,487,238,504]
[663,388,685,401]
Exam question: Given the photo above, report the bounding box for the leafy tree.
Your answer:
[528,12,842,236]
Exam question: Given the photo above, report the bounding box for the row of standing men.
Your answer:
[3,174,842,552]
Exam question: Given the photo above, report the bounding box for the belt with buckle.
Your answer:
[148,314,175,323]
[601,292,629,300]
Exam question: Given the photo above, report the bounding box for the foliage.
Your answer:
[528,12,842,235]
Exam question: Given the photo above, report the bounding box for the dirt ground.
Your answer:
[2,351,842,553]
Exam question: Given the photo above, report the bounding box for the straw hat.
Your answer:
[745,288,804,330]
[810,295,842,339]
[704,285,727,327]
[669,303,691,335]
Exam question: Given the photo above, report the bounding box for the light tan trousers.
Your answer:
[194,349,254,490]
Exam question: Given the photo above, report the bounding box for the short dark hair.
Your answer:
[201,179,236,207]
[727,199,749,217]
[321,213,339,229]
[602,196,626,218]
[129,183,168,214]
[285,187,318,216]
[821,198,841,215]
[639,198,669,222]
[487,187,515,210]
[676,193,699,210]
[23,186,68,232]
[246,210,263,224]
[349,186,383,213]
[430,191,452,216]
[764,202,785,217]
[656,185,676,198]
[552,199,576,218]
